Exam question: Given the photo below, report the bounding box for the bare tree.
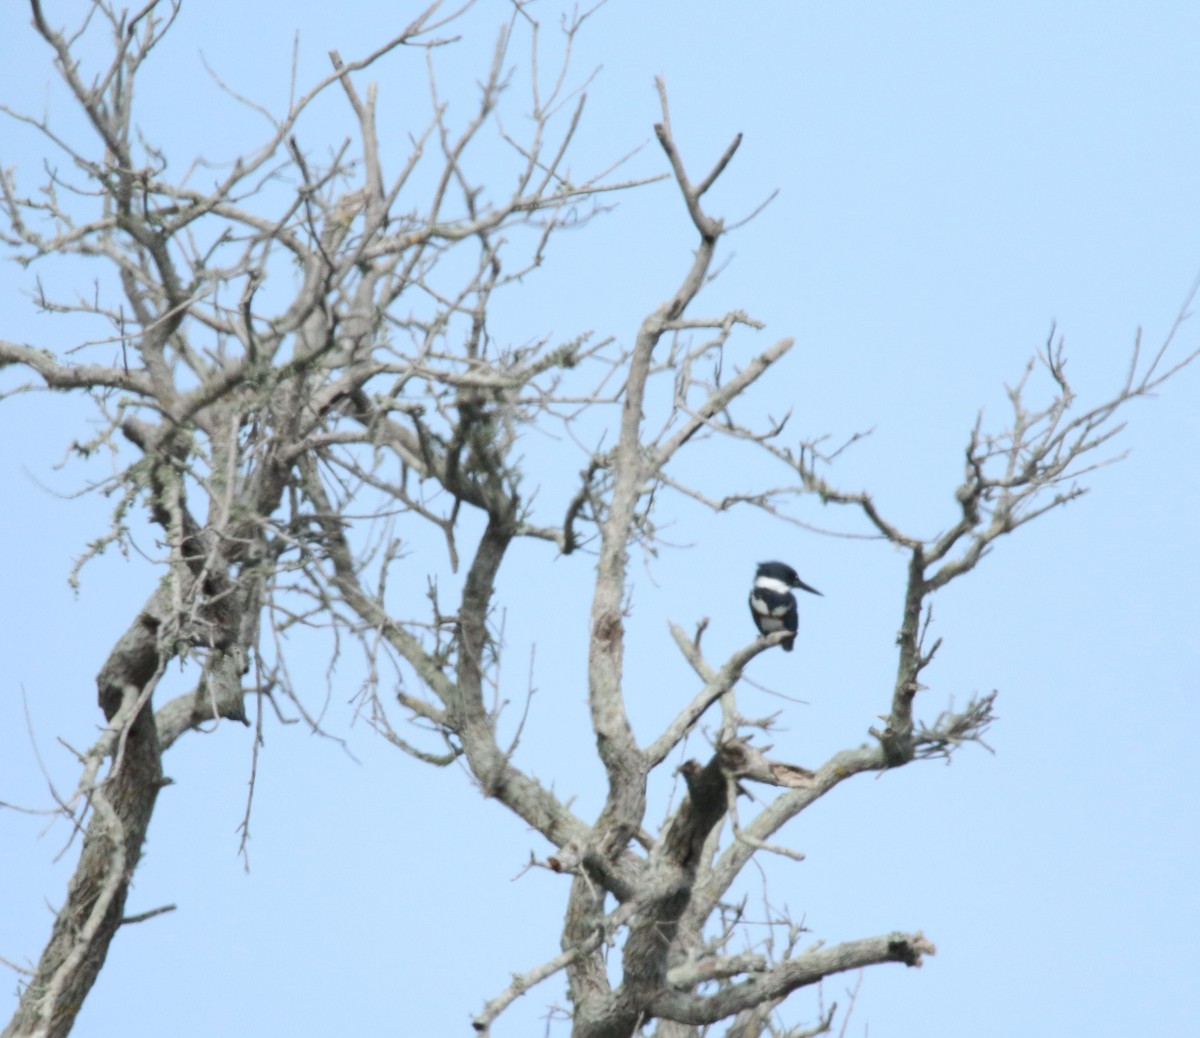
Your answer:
[1,4,1196,1038]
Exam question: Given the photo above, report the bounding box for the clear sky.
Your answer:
[2,2,1199,1036]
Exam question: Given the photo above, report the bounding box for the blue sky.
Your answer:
[2,2,1199,1036]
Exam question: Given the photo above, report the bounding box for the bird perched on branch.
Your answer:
[749,560,822,651]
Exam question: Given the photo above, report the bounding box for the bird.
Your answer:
[748,560,822,651]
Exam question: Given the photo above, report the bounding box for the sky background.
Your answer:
[2,2,1199,1036]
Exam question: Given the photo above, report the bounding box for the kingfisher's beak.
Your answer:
[794,578,822,597]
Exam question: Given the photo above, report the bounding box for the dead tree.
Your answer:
[1,4,1195,1037]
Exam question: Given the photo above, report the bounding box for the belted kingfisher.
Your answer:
[749,561,822,651]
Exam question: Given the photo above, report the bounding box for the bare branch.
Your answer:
[650,932,935,1025]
